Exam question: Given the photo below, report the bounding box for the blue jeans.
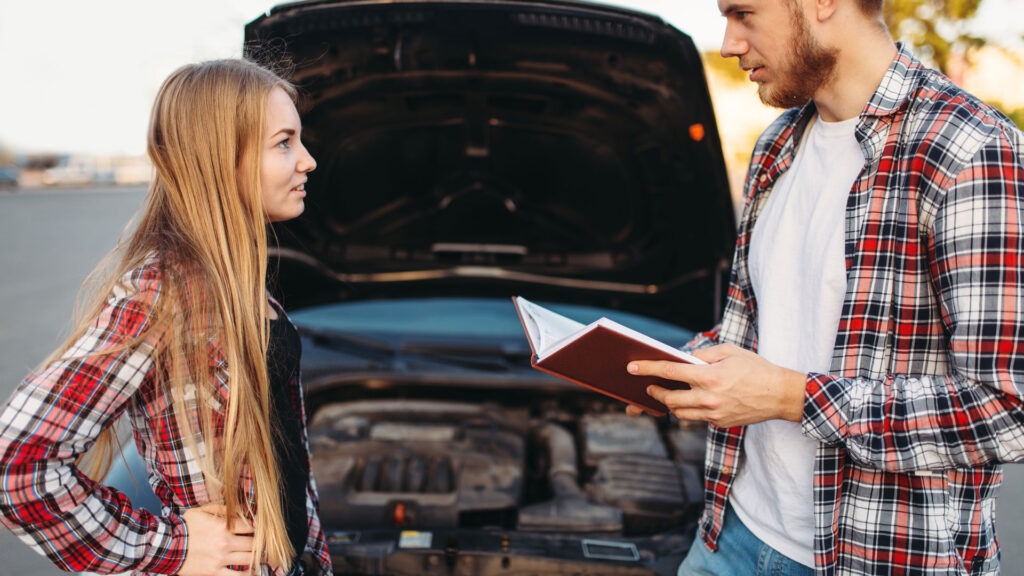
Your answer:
[678,504,814,576]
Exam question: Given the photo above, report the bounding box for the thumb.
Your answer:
[195,503,228,517]
[692,344,738,363]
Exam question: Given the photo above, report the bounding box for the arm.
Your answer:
[801,133,1024,472]
[0,266,188,574]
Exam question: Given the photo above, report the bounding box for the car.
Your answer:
[0,165,20,191]
[106,1,737,574]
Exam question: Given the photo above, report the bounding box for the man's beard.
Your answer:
[758,9,838,108]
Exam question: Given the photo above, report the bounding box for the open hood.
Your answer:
[246,0,735,329]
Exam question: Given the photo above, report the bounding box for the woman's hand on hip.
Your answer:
[179,504,255,576]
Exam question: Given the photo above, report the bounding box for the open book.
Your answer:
[512,296,705,416]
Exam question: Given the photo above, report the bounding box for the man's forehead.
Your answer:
[718,0,754,15]
[718,0,784,14]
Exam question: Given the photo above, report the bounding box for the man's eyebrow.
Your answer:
[720,3,751,16]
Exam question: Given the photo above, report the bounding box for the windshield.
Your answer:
[288,297,696,347]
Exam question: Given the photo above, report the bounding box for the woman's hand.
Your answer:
[178,504,254,576]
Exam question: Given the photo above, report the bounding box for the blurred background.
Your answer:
[0,1,1022,575]
[1,0,1021,200]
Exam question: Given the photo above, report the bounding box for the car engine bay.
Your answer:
[306,395,706,575]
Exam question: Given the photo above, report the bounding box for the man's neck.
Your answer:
[813,36,898,122]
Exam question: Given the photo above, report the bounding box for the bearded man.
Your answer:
[626,1,1024,574]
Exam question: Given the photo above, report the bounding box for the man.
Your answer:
[626,0,1024,574]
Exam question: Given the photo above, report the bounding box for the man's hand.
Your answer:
[178,504,255,576]
[625,344,806,427]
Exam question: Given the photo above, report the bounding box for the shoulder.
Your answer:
[111,259,165,306]
[96,259,172,343]
[901,66,1022,167]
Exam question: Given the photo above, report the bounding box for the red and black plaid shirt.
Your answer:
[689,45,1024,575]
[0,263,332,575]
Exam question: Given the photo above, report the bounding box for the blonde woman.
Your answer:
[0,59,330,576]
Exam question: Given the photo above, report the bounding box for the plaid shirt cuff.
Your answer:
[801,372,851,446]
[137,513,188,574]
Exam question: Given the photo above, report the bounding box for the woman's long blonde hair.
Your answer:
[52,59,298,571]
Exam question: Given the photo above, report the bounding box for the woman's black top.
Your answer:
[267,311,309,560]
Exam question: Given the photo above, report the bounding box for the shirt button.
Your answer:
[759,174,767,184]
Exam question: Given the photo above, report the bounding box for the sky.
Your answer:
[0,0,1020,156]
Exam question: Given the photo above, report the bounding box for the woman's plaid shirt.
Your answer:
[0,264,332,575]
[688,45,1024,575]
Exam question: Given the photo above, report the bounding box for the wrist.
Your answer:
[776,367,807,422]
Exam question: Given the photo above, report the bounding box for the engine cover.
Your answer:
[308,400,525,530]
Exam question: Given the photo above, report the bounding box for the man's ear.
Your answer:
[814,0,838,22]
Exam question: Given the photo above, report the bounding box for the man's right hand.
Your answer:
[178,504,255,576]
[625,405,646,417]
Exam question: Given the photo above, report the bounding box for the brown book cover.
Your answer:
[513,296,703,416]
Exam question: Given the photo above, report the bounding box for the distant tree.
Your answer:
[884,0,987,73]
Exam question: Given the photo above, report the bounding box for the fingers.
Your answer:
[625,405,647,417]
[189,503,254,534]
[179,504,256,576]
[227,533,255,553]
[628,359,701,384]
[225,550,254,565]
[645,384,721,423]
[627,344,743,386]
[645,384,709,410]
[690,343,739,363]
[227,516,254,535]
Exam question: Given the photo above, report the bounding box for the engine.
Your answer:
[307,399,705,536]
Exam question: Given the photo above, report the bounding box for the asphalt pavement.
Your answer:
[1,186,1023,575]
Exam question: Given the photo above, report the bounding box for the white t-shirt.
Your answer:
[729,114,864,568]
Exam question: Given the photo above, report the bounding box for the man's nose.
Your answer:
[720,24,748,59]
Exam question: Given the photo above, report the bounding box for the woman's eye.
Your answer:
[276,139,291,149]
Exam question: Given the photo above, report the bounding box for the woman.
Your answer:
[0,59,330,576]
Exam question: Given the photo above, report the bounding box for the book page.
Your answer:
[514,297,586,356]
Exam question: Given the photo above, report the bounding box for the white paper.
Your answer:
[514,296,706,365]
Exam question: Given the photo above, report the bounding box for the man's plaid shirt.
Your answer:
[688,45,1024,575]
[0,264,332,575]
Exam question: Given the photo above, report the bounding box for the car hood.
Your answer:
[246,0,735,329]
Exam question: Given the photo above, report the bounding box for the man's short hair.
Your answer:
[786,0,884,17]
[857,0,884,15]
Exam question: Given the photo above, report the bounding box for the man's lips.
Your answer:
[745,66,764,82]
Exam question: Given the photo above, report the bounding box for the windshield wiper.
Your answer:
[400,341,532,372]
[300,327,398,362]
[301,326,531,372]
